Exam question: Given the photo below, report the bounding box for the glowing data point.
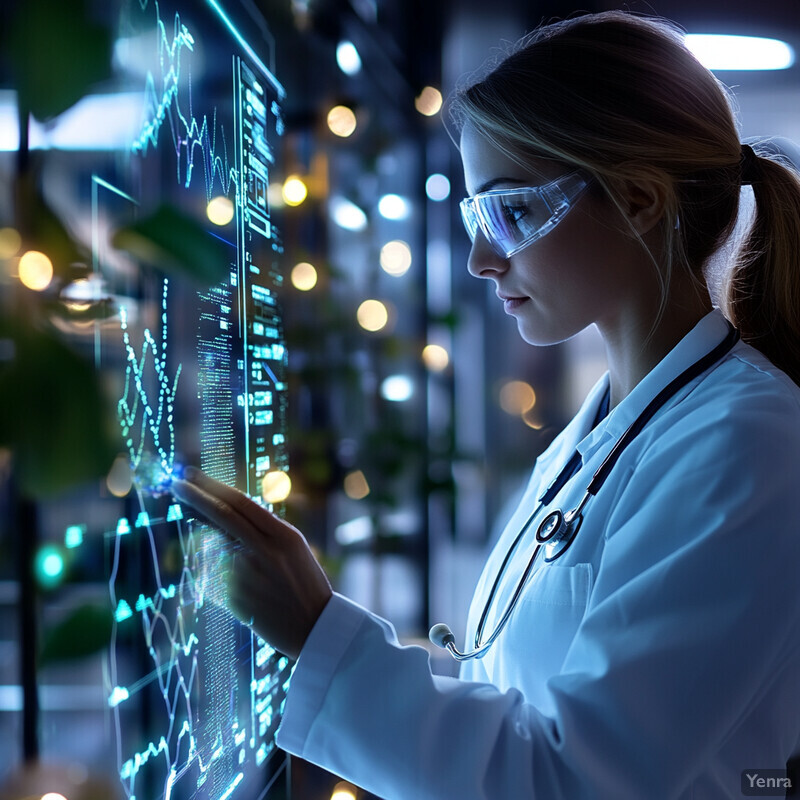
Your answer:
[135,511,150,528]
[166,503,183,521]
[116,518,131,535]
[115,600,133,622]
[108,686,130,707]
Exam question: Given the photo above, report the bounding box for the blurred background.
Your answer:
[0,0,798,798]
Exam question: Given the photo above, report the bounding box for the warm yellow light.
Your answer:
[41,792,69,800]
[422,344,449,372]
[19,250,54,291]
[331,782,358,800]
[343,470,370,500]
[106,454,133,497]
[207,196,235,226]
[357,299,388,332]
[0,227,22,259]
[262,470,292,503]
[282,176,308,207]
[379,240,412,276]
[415,86,443,116]
[327,105,357,137]
[291,262,318,291]
[522,408,544,430]
[499,380,536,415]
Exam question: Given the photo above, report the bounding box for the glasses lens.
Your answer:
[467,173,588,258]
[460,198,479,242]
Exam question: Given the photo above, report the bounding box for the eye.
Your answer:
[502,202,529,226]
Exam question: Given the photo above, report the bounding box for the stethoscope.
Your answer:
[430,321,740,661]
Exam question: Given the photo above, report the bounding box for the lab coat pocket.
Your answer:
[502,563,594,713]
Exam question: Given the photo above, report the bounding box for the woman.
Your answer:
[173,11,800,798]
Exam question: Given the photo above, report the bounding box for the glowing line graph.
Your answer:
[118,278,181,494]
[132,0,237,200]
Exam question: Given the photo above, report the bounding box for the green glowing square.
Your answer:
[64,524,85,548]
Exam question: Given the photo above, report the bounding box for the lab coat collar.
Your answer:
[575,308,732,461]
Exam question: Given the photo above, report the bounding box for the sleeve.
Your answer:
[276,397,800,800]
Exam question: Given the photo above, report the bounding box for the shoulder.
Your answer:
[640,339,800,464]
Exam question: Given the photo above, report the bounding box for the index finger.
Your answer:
[173,467,292,545]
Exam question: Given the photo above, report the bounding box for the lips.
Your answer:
[497,293,529,313]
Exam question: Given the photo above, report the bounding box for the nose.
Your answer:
[466,230,508,280]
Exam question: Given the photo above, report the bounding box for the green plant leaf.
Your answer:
[112,205,233,286]
[7,0,114,122]
[39,604,113,666]
[0,318,119,498]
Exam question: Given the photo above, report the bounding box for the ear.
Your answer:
[619,176,668,236]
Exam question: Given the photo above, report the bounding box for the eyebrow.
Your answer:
[472,177,529,196]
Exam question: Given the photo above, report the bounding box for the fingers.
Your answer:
[171,475,264,549]
[186,467,292,535]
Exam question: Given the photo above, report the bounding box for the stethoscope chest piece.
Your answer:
[536,509,582,562]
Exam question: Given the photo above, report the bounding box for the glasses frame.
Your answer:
[460,171,589,258]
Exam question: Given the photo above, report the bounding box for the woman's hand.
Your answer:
[171,467,333,661]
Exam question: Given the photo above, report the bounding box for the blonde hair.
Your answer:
[449,11,800,385]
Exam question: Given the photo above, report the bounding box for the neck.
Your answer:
[601,282,713,409]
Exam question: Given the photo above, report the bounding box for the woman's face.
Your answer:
[460,124,655,347]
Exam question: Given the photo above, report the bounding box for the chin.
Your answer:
[516,315,585,348]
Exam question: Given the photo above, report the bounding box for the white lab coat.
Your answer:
[276,309,800,799]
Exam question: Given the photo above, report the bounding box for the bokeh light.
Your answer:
[327,105,357,137]
[422,344,449,372]
[378,194,410,221]
[291,261,318,291]
[336,41,362,75]
[41,794,69,800]
[282,176,308,206]
[0,227,22,259]
[499,380,536,416]
[343,470,370,500]
[379,240,412,276]
[331,782,358,800]
[106,454,134,497]
[18,250,54,291]
[330,197,368,231]
[425,173,451,201]
[35,545,65,589]
[381,374,414,402]
[262,470,291,503]
[415,86,443,116]
[356,299,388,332]
[206,196,235,226]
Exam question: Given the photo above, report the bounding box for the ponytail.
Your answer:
[727,150,800,386]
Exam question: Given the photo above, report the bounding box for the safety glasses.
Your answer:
[460,171,589,258]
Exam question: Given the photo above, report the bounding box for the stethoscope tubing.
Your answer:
[437,322,740,662]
